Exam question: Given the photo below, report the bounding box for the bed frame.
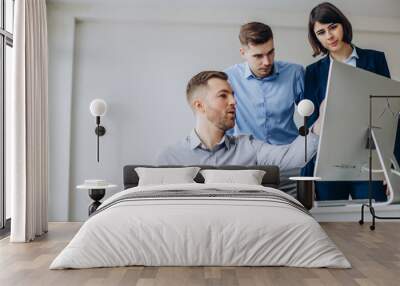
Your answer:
[123,165,280,189]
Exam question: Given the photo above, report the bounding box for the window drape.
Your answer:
[10,0,48,242]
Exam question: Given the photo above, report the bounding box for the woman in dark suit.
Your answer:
[303,2,395,201]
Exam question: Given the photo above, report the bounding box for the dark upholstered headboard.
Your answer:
[123,165,280,189]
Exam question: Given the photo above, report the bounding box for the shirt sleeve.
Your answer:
[295,66,305,104]
[253,133,319,171]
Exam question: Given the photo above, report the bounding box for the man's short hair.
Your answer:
[239,22,273,46]
[186,71,228,106]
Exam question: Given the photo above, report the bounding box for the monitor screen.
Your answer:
[314,60,400,203]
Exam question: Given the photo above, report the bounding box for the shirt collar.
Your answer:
[189,129,232,150]
[329,46,359,63]
[244,62,253,79]
[346,46,359,63]
[244,62,280,80]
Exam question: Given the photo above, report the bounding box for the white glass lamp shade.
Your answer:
[90,99,107,117]
[297,99,315,117]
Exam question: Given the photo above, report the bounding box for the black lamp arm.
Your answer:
[94,116,106,162]
[304,116,308,162]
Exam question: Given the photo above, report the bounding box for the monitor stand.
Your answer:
[359,122,400,230]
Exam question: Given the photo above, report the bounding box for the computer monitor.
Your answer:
[314,60,400,204]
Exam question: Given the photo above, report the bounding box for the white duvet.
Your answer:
[50,183,351,269]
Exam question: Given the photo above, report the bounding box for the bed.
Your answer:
[50,165,350,269]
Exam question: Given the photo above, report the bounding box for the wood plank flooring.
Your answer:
[0,222,399,286]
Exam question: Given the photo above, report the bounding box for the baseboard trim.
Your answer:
[311,204,400,222]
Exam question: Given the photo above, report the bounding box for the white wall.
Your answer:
[47,1,400,221]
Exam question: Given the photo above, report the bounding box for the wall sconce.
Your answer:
[90,99,107,162]
[297,99,315,162]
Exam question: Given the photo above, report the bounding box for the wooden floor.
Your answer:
[0,222,399,286]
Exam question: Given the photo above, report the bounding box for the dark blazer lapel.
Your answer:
[355,46,368,69]
[320,55,331,87]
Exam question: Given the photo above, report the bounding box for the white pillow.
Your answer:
[135,167,200,186]
[200,169,266,185]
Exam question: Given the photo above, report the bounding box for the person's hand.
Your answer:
[311,99,326,136]
[383,180,390,196]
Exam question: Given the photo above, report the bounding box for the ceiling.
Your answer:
[47,0,400,19]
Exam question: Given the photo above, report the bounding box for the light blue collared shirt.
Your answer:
[157,129,319,171]
[224,61,305,145]
[330,46,359,67]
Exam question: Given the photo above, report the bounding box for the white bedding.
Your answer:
[50,183,351,269]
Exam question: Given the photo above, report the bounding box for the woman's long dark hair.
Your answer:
[308,2,353,57]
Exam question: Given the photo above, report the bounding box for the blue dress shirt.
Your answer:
[224,61,305,145]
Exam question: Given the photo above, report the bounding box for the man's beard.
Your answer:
[207,113,235,131]
[258,66,272,77]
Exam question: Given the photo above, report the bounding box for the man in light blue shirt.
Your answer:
[224,22,304,145]
[157,71,322,172]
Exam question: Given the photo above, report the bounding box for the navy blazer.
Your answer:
[302,46,399,173]
[304,46,391,126]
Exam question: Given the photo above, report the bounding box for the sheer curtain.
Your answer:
[10,0,48,242]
